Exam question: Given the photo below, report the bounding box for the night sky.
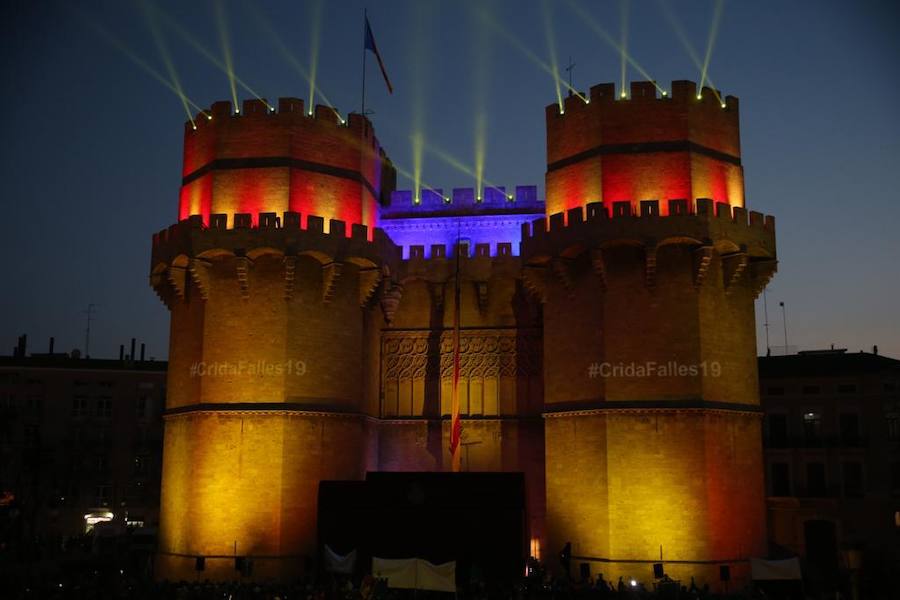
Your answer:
[1,0,898,360]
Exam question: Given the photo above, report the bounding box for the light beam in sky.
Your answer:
[541,0,565,113]
[79,10,206,128]
[657,0,724,105]
[699,0,725,96]
[249,6,343,121]
[307,0,323,113]
[475,5,588,107]
[620,0,630,95]
[213,0,239,112]
[152,2,272,111]
[566,0,664,96]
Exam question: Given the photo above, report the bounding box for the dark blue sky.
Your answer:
[1,0,898,360]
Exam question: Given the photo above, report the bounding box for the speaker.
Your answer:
[720,565,730,582]
[579,563,590,581]
[195,556,205,571]
[653,562,664,578]
[235,556,246,574]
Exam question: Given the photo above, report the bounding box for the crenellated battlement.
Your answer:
[178,96,395,231]
[522,197,775,266]
[186,97,377,147]
[547,80,738,120]
[181,96,384,184]
[404,241,517,262]
[545,80,741,186]
[381,185,543,218]
[151,211,400,270]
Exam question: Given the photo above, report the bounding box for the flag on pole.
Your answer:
[364,16,393,94]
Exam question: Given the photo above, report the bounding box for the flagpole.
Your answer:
[450,221,462,472]
[361,8,368,115]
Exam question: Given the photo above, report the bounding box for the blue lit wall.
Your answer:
[379,185,544,258]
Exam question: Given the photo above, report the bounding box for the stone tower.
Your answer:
[149,80,777,590]
[151,98,398,580]
[530,81,776,585]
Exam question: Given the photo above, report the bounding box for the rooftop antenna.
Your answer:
[779,301,788,355]
[763,289,771,356]
[83,303,97,358]
[564,56,576,95]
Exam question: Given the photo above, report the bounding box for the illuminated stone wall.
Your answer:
[157,411,367,581]
[178,98,393,232]
[151,80,776,589]
[545,80,744,218]
[527,199,775,590]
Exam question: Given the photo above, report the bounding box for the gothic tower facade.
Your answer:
[150,80,776,589]
[533,81,775,585]
[151,98,397,580]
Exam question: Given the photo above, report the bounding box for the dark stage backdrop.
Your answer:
[317,471,527,583]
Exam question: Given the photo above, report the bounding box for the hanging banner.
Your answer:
[324,545,357,575]
[372,557,456,592]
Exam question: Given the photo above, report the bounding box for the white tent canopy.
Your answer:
[372,557,456,593]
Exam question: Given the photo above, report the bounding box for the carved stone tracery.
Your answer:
[381,329,542,384]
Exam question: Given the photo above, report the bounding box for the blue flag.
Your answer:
[364,16,393,94]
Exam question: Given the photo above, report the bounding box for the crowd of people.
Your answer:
[0,568,783,600]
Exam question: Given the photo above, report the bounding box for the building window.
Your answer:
[95,454,109,473]
[839,413,861,446]
[891,463,900,496]
[837,384,857,394]
[134,455,149,476]
[806,462,827,497]
[94,485,111,507]
[26,395,42,415]
[62,481,79,505]
[843,462,864,498]
[772,463,791,496]
[126,481,147,505]
[888,412,900,441]
[23,425,40,448]
[72,397,88,417]
[802,385,821,395]
[767,414,789,447]
[136,396,149,419]
[803,411,823,444]
[0,393,15,411]
[767,386,785,396]
[95,397,112,418]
